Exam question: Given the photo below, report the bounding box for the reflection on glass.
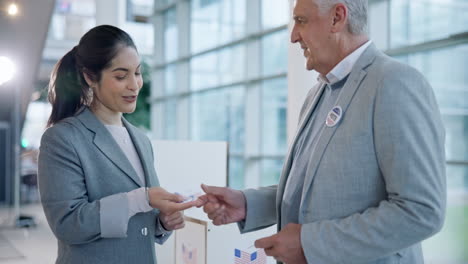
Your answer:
[164,99,177,140]
[391,0,468,47]
[164,64,177,95]
[191,0,245,53]
[156,0,172,7]
[396,44,468,112]
[190,52,218,90]
[229,157,245,189]
[261,0,289,29]
[261,159,283,186]
[446,164,468,191]
[261,30,288,76]
[190,45,245,90]
[219,45,245,85]
[262,78,287,155]
[443,115,468,162]
[395,44,468,163]
[423,165,468,263]
[164,8,177,62]
[190,86,245,153]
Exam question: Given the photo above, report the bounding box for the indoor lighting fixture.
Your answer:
[0,56,16,85]
[7,2,18,16]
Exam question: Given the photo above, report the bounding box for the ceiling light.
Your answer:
[7,3,18,16]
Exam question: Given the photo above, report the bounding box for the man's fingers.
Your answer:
[206,194,220,203]
[207,206,224,220]
[264,247,276,257]
[255,235,275,249]
[201,184,227,197]
[203,201,220,214]
[193,196,206,207]
[196,194,208,207]
[195,193,220,208]
[212,214,227,226]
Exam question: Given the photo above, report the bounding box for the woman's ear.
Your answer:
[83,70,96,88]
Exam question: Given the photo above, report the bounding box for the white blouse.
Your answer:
[105,125,152,218]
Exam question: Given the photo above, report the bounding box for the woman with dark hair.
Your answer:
[38,25,201,263]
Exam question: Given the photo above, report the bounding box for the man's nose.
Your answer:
[290,24,301,43]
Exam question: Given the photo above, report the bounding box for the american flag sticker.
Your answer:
[234,248,266,264]
[326,106,342,127]
[182,243,197,264]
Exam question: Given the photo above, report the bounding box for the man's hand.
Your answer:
[197,184,246,225]
[159,211,185,231]
[148,187,204,214]
[255,223,306,264]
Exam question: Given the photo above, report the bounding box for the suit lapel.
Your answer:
[299,44,379,208]
[77,109,143,187]
[276,82,327,228]
[123,119,159,188]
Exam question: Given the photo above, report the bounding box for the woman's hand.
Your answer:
[148,187,204,214]
[159,211,185,231]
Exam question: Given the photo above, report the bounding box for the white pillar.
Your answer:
[287,0,318,144]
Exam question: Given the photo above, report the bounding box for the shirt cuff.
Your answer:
[127,187,153,219]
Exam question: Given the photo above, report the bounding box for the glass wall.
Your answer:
[152,0,289,189]
[390,0,468,47]
[191,0,246,53]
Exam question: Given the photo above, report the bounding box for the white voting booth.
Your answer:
[152,140,276,264]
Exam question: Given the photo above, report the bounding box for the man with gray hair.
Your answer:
[199,0,446,263]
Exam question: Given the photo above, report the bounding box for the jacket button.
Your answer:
[141,227,148,236]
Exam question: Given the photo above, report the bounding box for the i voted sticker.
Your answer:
[325,106,342,127]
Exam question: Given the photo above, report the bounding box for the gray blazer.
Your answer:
[240,44,446,263]
[38,108,169,264]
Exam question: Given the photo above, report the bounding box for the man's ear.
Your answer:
[83,70,96,88]
[330,3,348,33]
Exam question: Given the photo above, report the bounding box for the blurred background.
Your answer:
[0,0,466,263]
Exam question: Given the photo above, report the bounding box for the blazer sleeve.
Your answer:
[38,123,130,245]
[300,66,446,263]
[238,185,278,233]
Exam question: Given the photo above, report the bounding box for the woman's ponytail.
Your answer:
[47,46,90,127]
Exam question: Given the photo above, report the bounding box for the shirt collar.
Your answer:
[317,40,372,86]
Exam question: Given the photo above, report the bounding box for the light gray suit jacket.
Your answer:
[240,44,446,263]
[38,108,169,264]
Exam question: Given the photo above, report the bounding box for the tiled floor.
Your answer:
[0,204,56,264]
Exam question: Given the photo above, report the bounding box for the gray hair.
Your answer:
[315,0,368,35]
